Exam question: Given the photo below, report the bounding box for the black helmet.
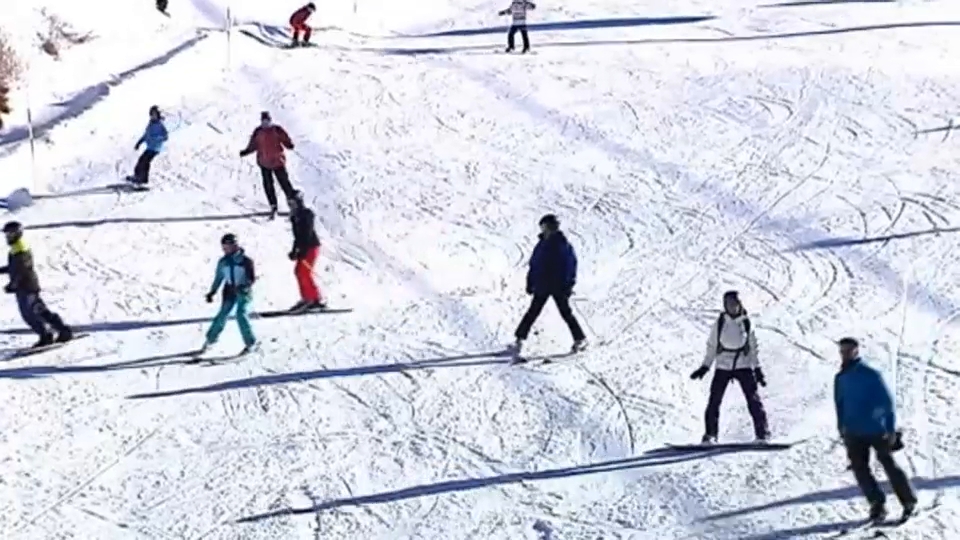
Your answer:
[149,105,161,118]
[307,2,316,9]
[538,213,559,231]
[2,221,22,234]
[220,233,237,245]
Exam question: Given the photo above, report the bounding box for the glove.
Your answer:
[135,142,141,150]
[754,368,767,387]
[3,283,13,293]
[888,431,904,451]
[239,149,250,157]
[690,366,708,380]
[288,250,298,261]
[205,292,214,303]
[525,285,533,295]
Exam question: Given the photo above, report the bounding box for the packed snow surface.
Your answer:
[1,0,959,538]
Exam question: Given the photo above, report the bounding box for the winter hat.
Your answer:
[221,233,237,245]
[538,213,559,231]
[3,221,22,234]
[260,111,271,121]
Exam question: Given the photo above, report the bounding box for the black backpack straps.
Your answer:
[715,313,725,354]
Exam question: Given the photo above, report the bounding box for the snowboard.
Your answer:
[665,440,800,451]
[8,333,90,359]
[122,176,150,191]
[510,350,577,365]
[256,307,353,318]
[186,345,259,365]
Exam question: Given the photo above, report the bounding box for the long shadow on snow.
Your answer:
[235,445,789,523]
[736,518,869,539]
[31,183,134,201]
[375,21,960,55]
[0,316,216,336]
[404,16,715,38]
[126,351,515,398]
[761,0,893,7]
[703,475,960,523]
[0,33,209,151]
[25,211,269,230]
[789,226,960,251]
[0,350,202,380]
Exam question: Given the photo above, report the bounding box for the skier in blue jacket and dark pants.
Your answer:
[131,105,168,186]
[835,337,916,523]
[201,233,258,354]
[510,214,586,356]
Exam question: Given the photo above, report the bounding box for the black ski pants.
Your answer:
[133,149,158,183]
[704,368,769,439]
[260,165,295,210]
[16,292,67,337]
[845,435,917,507]
[507,24,529,50]
[515,291,585,342]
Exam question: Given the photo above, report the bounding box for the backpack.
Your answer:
[716,312,751,355]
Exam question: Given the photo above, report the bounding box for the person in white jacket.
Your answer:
[497,1,536,53]
[690,290,770,444]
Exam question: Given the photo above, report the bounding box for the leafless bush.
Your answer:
[0,30,19,129]
[36,9,95,59]
[0,29,20,85]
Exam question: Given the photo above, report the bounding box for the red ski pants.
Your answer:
[295,246,322,302]
[291,23,312,42]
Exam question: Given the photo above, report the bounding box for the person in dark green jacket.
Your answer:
[0,221,73,347]
[835,337,916,523]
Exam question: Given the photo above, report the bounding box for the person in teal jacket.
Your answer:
[201,233,257,353]
[130,105,168,186]
[834,337,916,523]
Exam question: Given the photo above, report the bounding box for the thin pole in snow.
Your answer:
[25,78,37,193]
[225,7,232,70]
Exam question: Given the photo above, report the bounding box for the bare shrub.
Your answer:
[0,30,19,129]
[36,9,95,59]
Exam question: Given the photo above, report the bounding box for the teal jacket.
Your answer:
[209,249,255,297]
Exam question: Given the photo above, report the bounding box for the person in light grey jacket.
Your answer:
[690,290,770,444]
[498,0,536,53]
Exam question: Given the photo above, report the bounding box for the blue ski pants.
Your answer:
[206,293,255,346]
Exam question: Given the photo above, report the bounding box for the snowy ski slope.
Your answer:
[1,0,960,538]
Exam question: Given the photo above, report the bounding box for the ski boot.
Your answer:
[289,300,310,313]
[55,327,73,343]
[506,339,523,359]
[308,300,328,311]
[268,205,278,220]
[32,332,55,348]
[571,339,587,353]
[869,502,887,524]
[700,434,717,445]
[521,46,530,54]
[241,341,260,354]
[900,500,917,521]
[504,46,514,53]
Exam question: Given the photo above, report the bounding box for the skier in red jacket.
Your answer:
[239,111,297,219]
[289,3,317,47]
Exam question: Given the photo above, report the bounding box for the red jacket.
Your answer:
[290,6,312,26]
[240,125,293,169]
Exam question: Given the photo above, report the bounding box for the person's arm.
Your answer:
[239,128,258,157]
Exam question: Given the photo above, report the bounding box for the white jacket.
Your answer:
[701,312,759,370]
[500,1,535,23]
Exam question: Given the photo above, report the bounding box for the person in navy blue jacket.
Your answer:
[834,337,916,523]
[130,105,168,186]
[510,214,586,356]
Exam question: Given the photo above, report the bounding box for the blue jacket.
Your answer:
[209,249,255,297]
[137,119,168,152]
[526,231,577,294]
[834,358,895,437]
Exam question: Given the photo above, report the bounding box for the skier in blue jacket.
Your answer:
[201,233,257,354]
[130,105,168,186]
[509,214,586,356]
[834,337,916,523]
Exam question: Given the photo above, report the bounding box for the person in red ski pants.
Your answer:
[289,3,317,47]
[287,190,325,312]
